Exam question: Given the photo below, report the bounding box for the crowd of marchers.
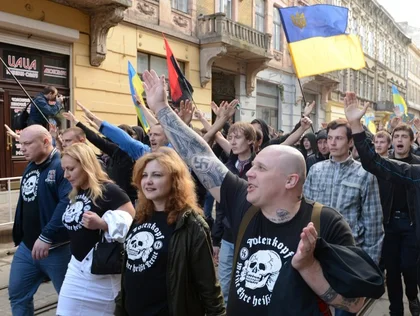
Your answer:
[6,76,420,316]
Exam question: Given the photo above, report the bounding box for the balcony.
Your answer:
[374,101,394,113]
[197,13,273,95]
[52,0,132,66]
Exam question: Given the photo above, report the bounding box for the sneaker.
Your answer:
[409,297,420,316]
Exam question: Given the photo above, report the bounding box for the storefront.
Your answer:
[0,43,70,180]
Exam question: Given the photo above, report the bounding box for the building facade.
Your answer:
[322,0,410,128]
[407,43,420,117]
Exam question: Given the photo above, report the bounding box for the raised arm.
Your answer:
[143,70,229,202]
[135,94,158,127]
[76,101,150,160]
[282,116,313,146]
[344,92,420,186]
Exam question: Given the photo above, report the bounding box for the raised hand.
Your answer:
[217,99,238,120]
[142,70,169,114]
[390,116,402,131]
[414,118,420,131]
[4,124,20,141]
[62,111,79,125]
[300,116,313,131]
[178,100,194,125]
[194,108,204,120]
[344,92,369,126]
[211,101,222,117]
[83,115,99,131]
[291,222,318,271]
[76,101,95,121]
[303,101,316,117]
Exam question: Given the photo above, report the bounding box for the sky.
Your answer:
[376,0,420,28]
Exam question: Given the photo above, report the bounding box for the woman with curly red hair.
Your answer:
[116,147,225,316]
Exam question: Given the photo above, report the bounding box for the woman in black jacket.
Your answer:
[116,147,225,316]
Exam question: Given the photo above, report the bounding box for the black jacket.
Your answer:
[212,153,254,246]
[76,122,137,203]
[116,210,225,316]
[306,152,328,173]
[264,120,301,148]
[377,152,420,225]
[354,131,420,241]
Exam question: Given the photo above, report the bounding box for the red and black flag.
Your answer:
[163,35,193,106]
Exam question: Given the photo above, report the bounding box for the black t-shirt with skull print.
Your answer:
[124,211,175,316]
[220,172,355,315]
[62,182,130,261]
[21,162,45,250]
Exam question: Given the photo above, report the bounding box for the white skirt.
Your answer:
[56,249,121,316]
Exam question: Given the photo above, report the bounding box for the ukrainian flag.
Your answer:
[392,85,408,116]
[128,61,150,133]
[279,5,365,78]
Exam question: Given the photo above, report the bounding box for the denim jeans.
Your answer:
[9,242,71,316]
[218,239,234,306]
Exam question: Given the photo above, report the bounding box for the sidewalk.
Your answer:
[0,243,57,315]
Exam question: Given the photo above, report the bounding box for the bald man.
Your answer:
[139,70,368,315]
[9,124,72,315]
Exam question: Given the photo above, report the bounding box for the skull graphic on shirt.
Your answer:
[63,201,84,224]
[21,171,39,202]
[240,250,282,292]
[126,231,154,262]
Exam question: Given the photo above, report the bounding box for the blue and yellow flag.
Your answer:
[128,61,150,133]
[363,112,377,134]
[279,5,365,78]
[392,85,408,116]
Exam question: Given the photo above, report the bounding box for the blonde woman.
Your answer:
[117,147,225,316]
[57,143,135,315]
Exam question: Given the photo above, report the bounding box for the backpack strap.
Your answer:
[311,202,323,233]
[232,205,260,274]
[311,202,332,316]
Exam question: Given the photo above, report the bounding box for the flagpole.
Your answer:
[297,77,315,133]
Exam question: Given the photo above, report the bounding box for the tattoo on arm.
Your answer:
[157,107,228,190]
[319,286,338,303]
[320,287,362,312]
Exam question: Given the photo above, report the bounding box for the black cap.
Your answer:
[316,129,327,141]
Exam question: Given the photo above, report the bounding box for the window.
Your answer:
[359,73,366,98]
[273,7,282,51]
[255,0,265,32]
[378,81,385,101]
[137,52,186,103]
[367,76,373,100]
[340,70,348,93]
[359,25,365,52]
[378,40,384,63]
[172,0,188,13]
[219,0,232,19]
[256,81,279,130]
[350,70,358,92]
[390,47,394,71]
[368,30,374,56]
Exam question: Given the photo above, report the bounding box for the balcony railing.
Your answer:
[198,13,271,53]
